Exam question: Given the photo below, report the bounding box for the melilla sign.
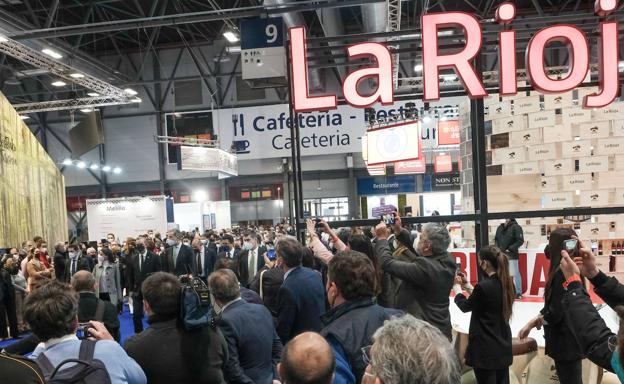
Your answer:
[289,0,620,113]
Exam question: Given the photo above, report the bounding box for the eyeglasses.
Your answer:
[361,345,372,366]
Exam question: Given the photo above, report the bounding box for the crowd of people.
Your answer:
[1,214,624,383]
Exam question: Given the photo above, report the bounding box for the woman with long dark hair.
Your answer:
[454,245,514,384]
[518,227,584,384]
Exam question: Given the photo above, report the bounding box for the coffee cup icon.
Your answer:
[234,140,250,154]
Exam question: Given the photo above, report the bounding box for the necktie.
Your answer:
[71,260,76,276]
[248,250,255,275]
[140,253,145,271]
[173,247,179,266]
[197,251,203,275]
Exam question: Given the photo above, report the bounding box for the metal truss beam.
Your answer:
[7,0,384,40]
[386,0,401,89]
[14,96,140,113]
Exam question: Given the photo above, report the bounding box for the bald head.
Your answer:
[71,270,95,292]
[279,332,335,384]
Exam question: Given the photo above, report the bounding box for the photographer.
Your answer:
[374,220,456,340]
[124,272,228,384]
[558,238,624,380]
[25,280,146,384]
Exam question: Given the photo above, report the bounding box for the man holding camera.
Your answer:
[24,280,146,384]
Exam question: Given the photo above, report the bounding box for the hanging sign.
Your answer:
[241,17,286,79]
[289,0,619,112]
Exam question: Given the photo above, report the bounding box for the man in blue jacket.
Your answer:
[276,237,326,344]
[209,269,282,384]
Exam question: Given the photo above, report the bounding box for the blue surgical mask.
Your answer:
[221,246,230,253]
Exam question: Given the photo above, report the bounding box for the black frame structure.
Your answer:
[285,6,624,246]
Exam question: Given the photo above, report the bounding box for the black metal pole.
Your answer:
[294,110,305,242]
[286,42,302,242]
[470,47,489,284]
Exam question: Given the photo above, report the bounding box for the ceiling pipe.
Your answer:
[263,0,323,91]
[316,8,347,79]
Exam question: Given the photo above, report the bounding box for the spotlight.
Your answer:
[87,92,100,97]
[102,165,111,172]
[223,31,239,43]
[113,167,122,174]
[80,108,94,113]
[42,48,63,59]
[62,159,72,166]
[19,115,30,120]
[52,81,66,87]
[123,88,138,96]
[70,73,85,79]
[76,161,86,169]
[90,164,99,170]
[193,190,208,201]
[414,64,423,72]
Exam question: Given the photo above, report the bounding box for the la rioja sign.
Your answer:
[289,0,620,113]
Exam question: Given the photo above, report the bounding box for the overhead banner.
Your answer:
[213,97,464,160]
[357,175,417,195]
[178,146,238,176]
[86,196,169,241]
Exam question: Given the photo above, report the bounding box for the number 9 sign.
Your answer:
[266,24,278,44]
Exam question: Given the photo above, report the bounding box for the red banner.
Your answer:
[395,159,426,174]
[434,154,453,173]
[437,120,460,146]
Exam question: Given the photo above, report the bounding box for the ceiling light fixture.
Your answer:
[19,115,30,120]
[223,31,239,43]
[51,80,66,87]
[414,64,423,72]
[42,48,63,59]
[113,167,122,174]
[76,161,86,169]
[90,164,99,170]
[80,108,94,113]
[87,92,99,97]
[62,159,72,166]
[102,165,111,172]
[123,88,138,96]
[0,36,8,43]
[70,73,85,79]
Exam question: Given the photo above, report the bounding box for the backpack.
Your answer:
[35,340,111,384]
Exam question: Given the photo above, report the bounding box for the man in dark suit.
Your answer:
[162,230,195,276]
[209,269,282,384]
[206,233,219,254]
[64,244,91,283]
[52,242,67,281]
[216,234,240,266]
[238,231,267,287]
[127,236,161,333]
[192,238,218,281]
[124,272,228,384]
[71,270,120,341]
[276,237,326,344]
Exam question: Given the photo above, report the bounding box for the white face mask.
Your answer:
[98,255,106,264]
[243,242,253,251]
[166,239,177,247]
[182,241,190,246]
[69,252,77,259]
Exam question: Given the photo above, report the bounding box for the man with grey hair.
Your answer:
[52,241,67,281]
[362,315,460,384]
[71,270,120,341]
[374,221,456,339]
[162,229,195,276]
[209,269,282,384]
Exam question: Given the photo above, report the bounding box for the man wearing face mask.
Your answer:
[217,235,240,264]
[162,230,195,276]
[192,238,217,281]
[238,231,266,288]
[127,236,161,333]
[208,269,282,384]
[374,220,456,340]
[64,244,91,283]
[320,251,403,383]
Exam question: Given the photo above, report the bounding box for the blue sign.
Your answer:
[241,17,284,49]
[357,175,417,196]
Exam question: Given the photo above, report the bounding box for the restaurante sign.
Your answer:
[289,0,619,112]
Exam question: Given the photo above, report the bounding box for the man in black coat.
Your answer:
[320,250,403,383]
[216,234,239,263]
[494,218,524,298]
[52,242,67,282]
[125,272,228,384]
[275,237,326,344]
[192,239,218,281]
[238,231,266,288]
[71,270,120,341]
[250,259,285,318]
[162,230,195,276]
[64,244,91,282]
[209,269,282,384]
[375,222,456,340]
[127,236,161,333]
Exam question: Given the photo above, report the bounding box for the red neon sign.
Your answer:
[289,0,620,112]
